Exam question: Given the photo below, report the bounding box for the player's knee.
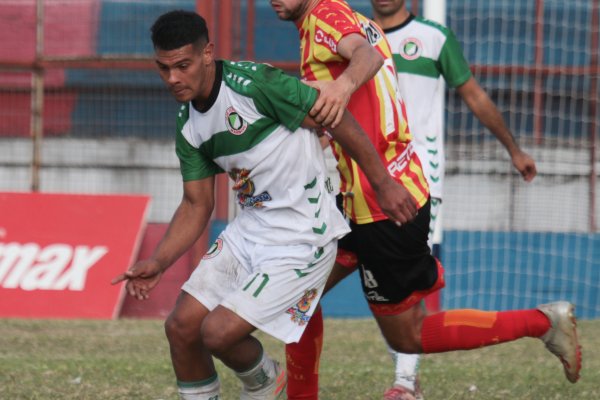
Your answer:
[200,317,231,356]
[164,312,199,347]
[387,333,422,353]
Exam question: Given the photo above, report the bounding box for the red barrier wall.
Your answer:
[119,223,209,319]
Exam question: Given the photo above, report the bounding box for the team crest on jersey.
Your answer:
[229,168,272,208]
[225,106,248,135]
[400,37,423,60]
[286,288,318,325]
[203,238,223,260]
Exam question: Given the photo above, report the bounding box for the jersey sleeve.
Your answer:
[175,106,223,182]
[249,64,319,133]
[438,29,472,88]
[311,2,363,59]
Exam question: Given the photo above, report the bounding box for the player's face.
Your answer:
[371,0,406,16]
[154,42,213,104]
[270,0,309,21]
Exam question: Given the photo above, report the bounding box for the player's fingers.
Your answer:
[110,274,127,285]
[126,281,137,298]
[309,98,324,118]
[329,108,344,129]
[315,103,334,125]
[132,283,146,300]
[320,105,340,127]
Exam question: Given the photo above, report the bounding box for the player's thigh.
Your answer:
[353,205,436,305]
[201,304,257,353]
[182,236,250,312]
[222,240,337,344]
[324,260,357,293]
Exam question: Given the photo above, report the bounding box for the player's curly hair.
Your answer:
[151,10,209,51]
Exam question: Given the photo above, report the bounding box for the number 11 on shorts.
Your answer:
[243,273,270,298]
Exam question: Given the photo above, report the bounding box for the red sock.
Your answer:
[421,308,550,353]
[286,306,323,400]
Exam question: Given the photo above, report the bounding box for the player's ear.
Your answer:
[201,42,215,65]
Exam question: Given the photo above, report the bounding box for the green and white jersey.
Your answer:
[384,15,472,198]
[176,60,349,247]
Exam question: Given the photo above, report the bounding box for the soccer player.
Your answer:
[111,9,417,400]
[270,1,581,399]
[370,0,538,398]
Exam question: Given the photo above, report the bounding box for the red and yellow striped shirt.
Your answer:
[297,0,429,224]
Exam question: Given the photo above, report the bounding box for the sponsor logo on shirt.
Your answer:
[225,106,248,135]
[314,28,338,53]
[386,142,415,178]
[400,37,423,60]
[229,168,272,208]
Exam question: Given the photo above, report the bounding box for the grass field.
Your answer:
[1,317,598,399]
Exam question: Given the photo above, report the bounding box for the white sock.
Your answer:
[177,375,221,400]
[388,348,420,392]
[235,350,277,391]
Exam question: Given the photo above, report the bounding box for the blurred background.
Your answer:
[0,0,598,318]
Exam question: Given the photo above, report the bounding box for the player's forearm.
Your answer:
[460,81,521,156]
[328,110,391,190]
[338,43,383,95]
[152,197,213,272]
[474,98,521,155]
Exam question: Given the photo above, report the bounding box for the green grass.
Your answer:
[0,318,598,399]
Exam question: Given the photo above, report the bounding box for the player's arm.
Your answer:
[308,33,383,129]
[302,112,417,225]
[111,177,215,299]
[456,76,537,182]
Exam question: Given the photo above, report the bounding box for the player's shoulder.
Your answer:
[222,60,285,95]
[411,15,454,38]
[311,0,357,24]
[313,0,353,15]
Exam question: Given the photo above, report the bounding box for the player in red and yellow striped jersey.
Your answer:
[273,1,439,398]
[297,1,429,223]
[272,2,581,399]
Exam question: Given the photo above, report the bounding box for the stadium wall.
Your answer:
[0,0,598,319]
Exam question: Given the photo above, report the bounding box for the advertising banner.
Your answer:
[0,192,150,319]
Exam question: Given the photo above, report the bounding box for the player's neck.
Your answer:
[294,0,321,25]
[374,8,411,30]
[192,61,217,111]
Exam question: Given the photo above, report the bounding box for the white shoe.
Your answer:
[537,301,582,383]
[383,380,424,400]
[240,361,287,400]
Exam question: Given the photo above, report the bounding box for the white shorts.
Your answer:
[181,235,337,344]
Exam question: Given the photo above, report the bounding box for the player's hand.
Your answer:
[303,79,352,129]
[512,150,537,182]
[374,178,418,226]
[111,259,163,300]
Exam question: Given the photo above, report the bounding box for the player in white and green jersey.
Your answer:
[370,1,540,399]
[112,10,418,400]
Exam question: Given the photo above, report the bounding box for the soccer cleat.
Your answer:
[383,381,424,400]
[537,301,582,383]
[240,361,287,400]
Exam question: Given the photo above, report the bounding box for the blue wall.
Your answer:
[320,231,600,320]
[61,1,596,139]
